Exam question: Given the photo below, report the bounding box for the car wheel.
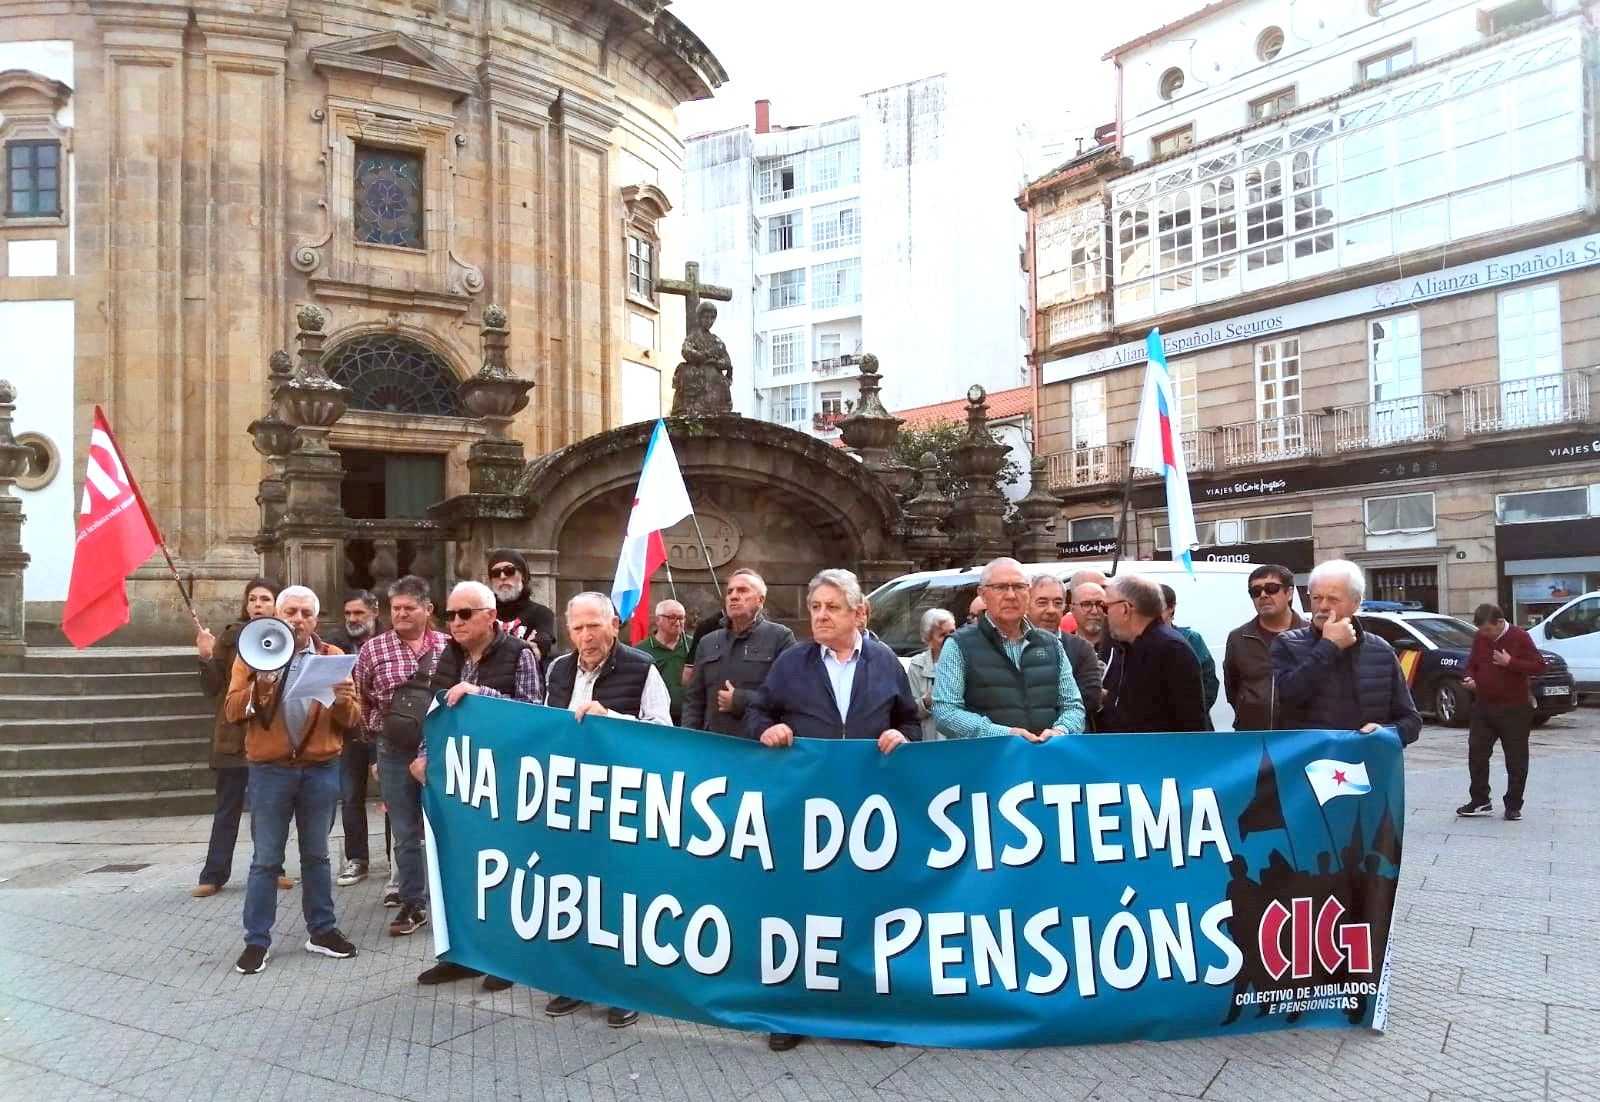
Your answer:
[1434,679,1470,727]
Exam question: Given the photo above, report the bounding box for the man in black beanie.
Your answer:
[486,548,557,666]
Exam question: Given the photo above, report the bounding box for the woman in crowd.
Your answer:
[906,608,957,742]
[192,577,295,898]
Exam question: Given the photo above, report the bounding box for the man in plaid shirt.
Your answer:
[354,575,448,937]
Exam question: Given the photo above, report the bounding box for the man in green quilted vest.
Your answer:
[931,557,1085,740]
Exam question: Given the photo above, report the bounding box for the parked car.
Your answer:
[1355,609,1576,727]
[1526,590,1600,696]
[865,559,1304,732]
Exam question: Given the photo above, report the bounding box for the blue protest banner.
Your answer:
[421,698,1404,1049]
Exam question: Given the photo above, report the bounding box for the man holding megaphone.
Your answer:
[224,585,363,976]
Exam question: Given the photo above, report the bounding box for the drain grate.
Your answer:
[87,863,151,874]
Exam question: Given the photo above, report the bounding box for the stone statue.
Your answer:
[671,300,734,416]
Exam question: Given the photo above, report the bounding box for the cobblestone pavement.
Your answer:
[1,716,1596,1102]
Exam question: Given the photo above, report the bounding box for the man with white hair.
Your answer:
[1272,559,1421,744]
[637,598,692,724]
[409,579,539,992]
[683,568,796,736]
[223,585,362,975]
[1099,574,1208,733]
[542,591,669,1028]
[932,557,1085,741]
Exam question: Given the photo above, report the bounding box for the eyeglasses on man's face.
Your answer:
[443,607,493,622]
[982,582,1029,594]
[1104,598,1131,612]
[658,613,686,621]
[488,566,521,579]
[1248,582,1288,599]
[1074,600,1107,612]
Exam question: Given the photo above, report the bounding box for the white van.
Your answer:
[865,559,1305,732]
[1527,590,1600,694]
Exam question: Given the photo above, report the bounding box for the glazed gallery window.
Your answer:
[768,383,809,426]
[627,234,654,299]
[6,139,60,217]
[810,200,860,252]
[767,210,799,253]
[811,258,861,310]
[768,269,805,310]
[353,146,424,249]
[768,328,802,377]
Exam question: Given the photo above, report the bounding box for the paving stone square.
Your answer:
[1,715,1597,1101]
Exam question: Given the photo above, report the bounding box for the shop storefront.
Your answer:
[1495,516,1600,627]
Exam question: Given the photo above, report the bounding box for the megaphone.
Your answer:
[238,617,296,673]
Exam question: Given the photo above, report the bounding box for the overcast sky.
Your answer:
[671,0,1198,160]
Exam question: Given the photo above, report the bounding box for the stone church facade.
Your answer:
[0,0,724,631]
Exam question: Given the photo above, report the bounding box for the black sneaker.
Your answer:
[1455,801,1493,817]
[305,928,358,959]
[235,945,269,974]
[417,962,481,985]
[382,881,401,908]
[1504,807,1522,822]
[544,994,585,1017]
[389,904,429,937]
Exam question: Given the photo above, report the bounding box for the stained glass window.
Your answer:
[354,146,424,249]
[323,334,464,417]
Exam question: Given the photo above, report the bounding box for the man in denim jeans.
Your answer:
[222,586,362,975]
[354,575,449,938]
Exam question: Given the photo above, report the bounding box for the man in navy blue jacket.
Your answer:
[746,569,921,753]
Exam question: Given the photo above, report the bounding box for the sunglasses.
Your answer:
[442,607,492,622]
[488,566,520,579]
[1248,582,1288,599]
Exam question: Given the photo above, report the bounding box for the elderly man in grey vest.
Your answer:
[931,557,1085,740]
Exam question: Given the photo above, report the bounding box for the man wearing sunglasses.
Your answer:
[486,548,557,669]
[1223,565,1304,731]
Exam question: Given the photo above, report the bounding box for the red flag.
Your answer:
[61,408,161,648]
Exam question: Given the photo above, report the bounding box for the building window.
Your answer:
[1158,68,1185,101]
[1358,42,1415,82]
[807,143,859,193]
[1071,376,1106,450]
[627,234,654,300]
[769,268,805,310]
[1069,515,1117,540]
[324,334,463,417]
[810,200,861,251]
[1156,189,1193,271]
[769,383,810,426]
[767,211,800,253]
[1496,487,1589,524]
[1365,491,1435,534]
[1199,178,1237,283]
[769,328,802,377]
[1242,511,1313,542]
[820,390,846,416]
[1249,87,1297,121]
[811,258,861,310]
[353,146,424,249]
[1244,161,1286,269]
[1498,284,1561,380]
[6,139,60,217]
[1257,27,1285,62]
[1479,0,1549,35]
[1255,337,1302,449]
[1068,224,1103,299]
[1169,359,1198,435]
[1368,565,1438,610]
[757,156,802,202]
[1152,125,1195,159]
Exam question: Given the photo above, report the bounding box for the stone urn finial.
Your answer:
[276,304,348,453]
[837,353,912,493]
[1015,454,1062,534]
[459,304,534,441]
[247,350,298,457]
[0,380,30,484]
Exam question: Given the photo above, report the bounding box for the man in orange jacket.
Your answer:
[224,585,362,975]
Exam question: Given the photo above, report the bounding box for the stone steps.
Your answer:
[0,646,221,822]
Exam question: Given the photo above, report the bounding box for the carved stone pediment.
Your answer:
[309,30,476,102]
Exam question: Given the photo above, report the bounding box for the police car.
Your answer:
[1354,603,1576,727]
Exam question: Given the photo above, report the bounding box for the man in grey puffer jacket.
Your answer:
[1272,559,1421,745]
[683,568,796,736]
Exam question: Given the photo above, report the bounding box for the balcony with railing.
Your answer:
[1219,414,1322,467]
[1331,393,1448,452]
[812,353,861,377]
[812,410,848,432]
[1462,371,1591,436]
[1045,294,1111,347]
[1132,430,1215,475]
[1044,442,1127,491]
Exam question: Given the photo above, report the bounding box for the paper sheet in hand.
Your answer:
[282,654,357,707]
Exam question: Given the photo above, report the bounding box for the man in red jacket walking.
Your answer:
[1457,603,1545,822]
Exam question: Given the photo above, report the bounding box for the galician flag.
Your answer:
[1304,759,1373,806]
[1131,328,1197,574]
[610,420,693,645]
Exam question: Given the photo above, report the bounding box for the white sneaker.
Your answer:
[335,859,368,887]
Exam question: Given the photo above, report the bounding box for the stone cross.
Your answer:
[658,261,732,335]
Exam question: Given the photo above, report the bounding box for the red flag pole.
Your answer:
[94,406,204,633]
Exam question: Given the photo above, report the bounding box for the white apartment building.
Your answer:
[1023,0,1600,622]
[682,74,1029,437]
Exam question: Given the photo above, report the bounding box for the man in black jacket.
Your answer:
[486,548,557,667]
[1099,574,1209,733]
[1272,560,1420,745]
[1029,574,1104,723]
[683,568,796,736]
